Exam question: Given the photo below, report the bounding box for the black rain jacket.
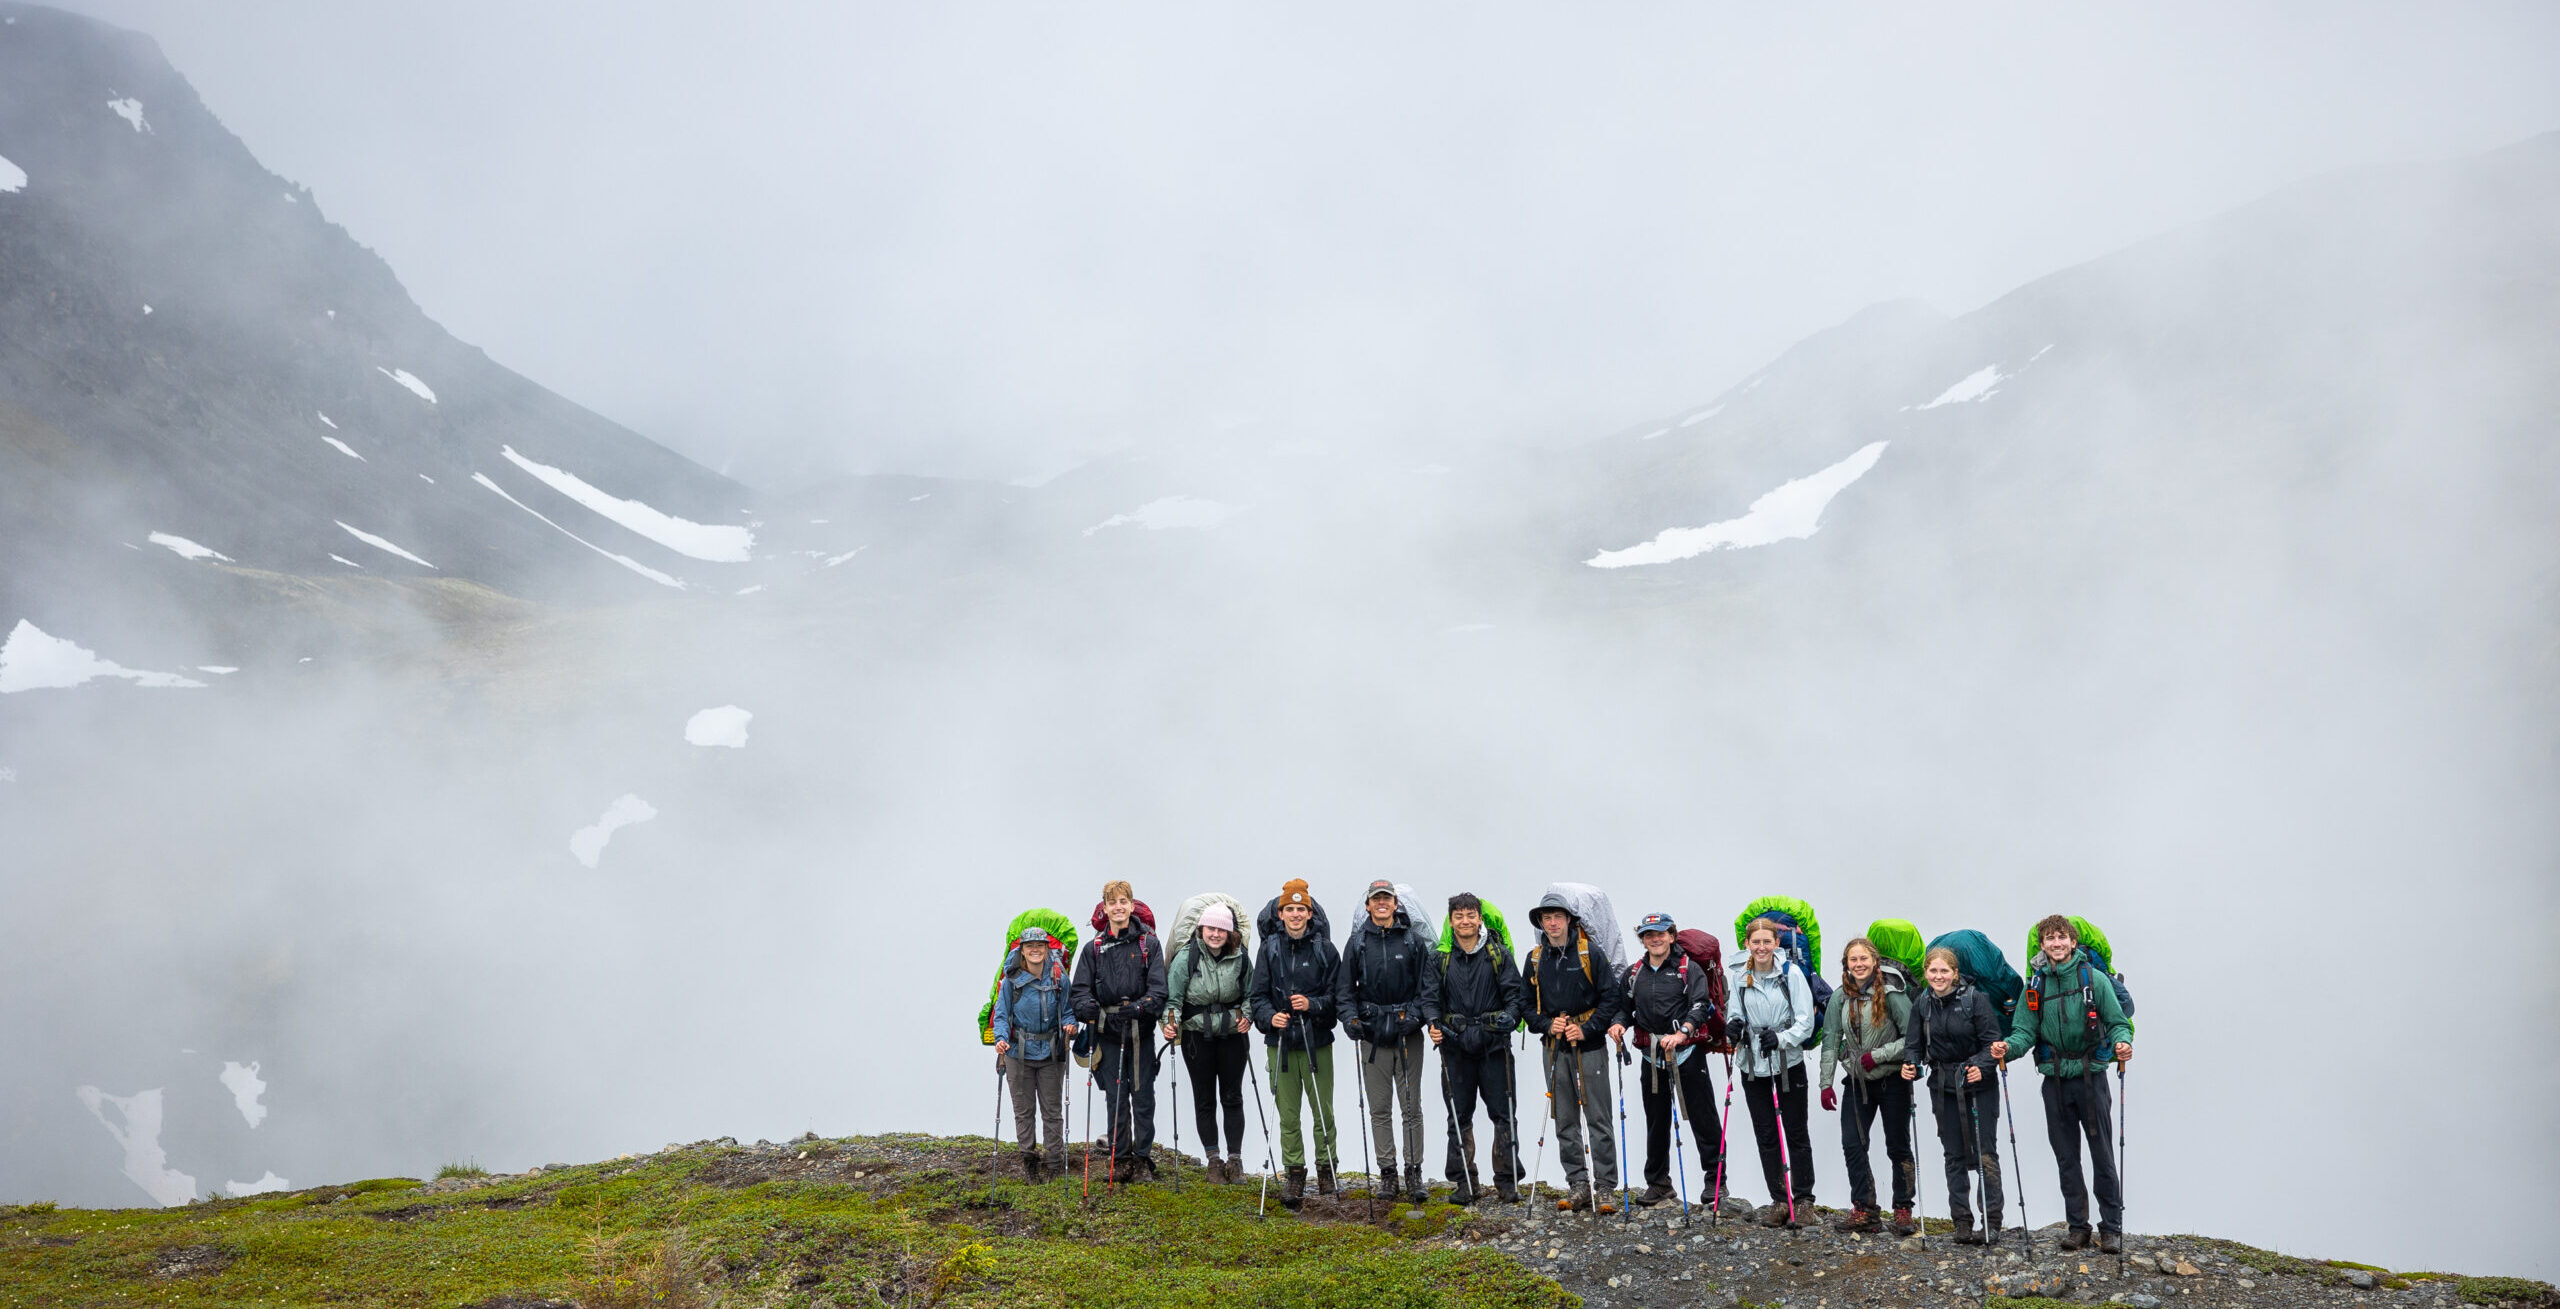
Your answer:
[1524,905,1624,1055]
[1435,931,1523,1057]
[1069,918,1167,1043]
[1250,924,1342,1053]
[1336,908,1442,1042]
[1907,979,2003,1094]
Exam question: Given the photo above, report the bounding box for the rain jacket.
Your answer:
[1336,906,1443,1041]
[2007,950,2135,1079]
[1436,928,1523,1056]
[992,949,1073,1063]
[1908,978,2002,1093]
[1069,917,1167,1038]
[1817,971,1911,1088]
[1165,930,1253,1037]
[1250,921,1342,1052]
[1625,945,1718,1068]
[1525,894,1625,1055]
[1724,955,1816,1079]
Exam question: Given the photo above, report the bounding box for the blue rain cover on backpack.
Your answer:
[1927,929,2024,1021]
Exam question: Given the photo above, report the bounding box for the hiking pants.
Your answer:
[1838,1073,1915,1213]
[2041,1071,2122,1234]
[1440,1041,1517,1187]
[1005,1054,1068,1168]
[1931,1080,2003,1225]
[1179,1031,1249,1158]
[1360,1031,1428,1180]
[1545,1042,1618,1193]
[1268,1037,1338,1169]
[1639,1050,1721,1193]
[1095,1028,1160,1166]
[1743,1066,1816,1208]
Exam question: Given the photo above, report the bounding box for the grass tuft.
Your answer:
[436,1160,491,1180]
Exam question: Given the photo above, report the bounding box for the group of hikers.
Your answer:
[981,878,2135,1253]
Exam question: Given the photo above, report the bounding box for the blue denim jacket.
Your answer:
[994,952,1071,1062]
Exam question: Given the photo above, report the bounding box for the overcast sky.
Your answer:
[55,2,2560,484]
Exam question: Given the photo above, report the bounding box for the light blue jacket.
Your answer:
[1725,956,1816,1079]
[993,952,1072,1063]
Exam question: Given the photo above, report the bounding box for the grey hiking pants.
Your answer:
[1005,1054,1067,1167]
[1359,1031,1428,1180]
[1544,1042,1618,1193]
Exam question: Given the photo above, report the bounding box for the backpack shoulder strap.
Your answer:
[1576,929,1592,986]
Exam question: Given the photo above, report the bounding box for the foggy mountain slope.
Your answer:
[0,2,754,648]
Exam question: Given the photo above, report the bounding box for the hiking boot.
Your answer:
[1496,1177,1521,1205]
[1019,1150,1042,1183]
[2058,1227,2092,1251]
[1315,1164,1338,1196]
[1953,1220,1986,1246]
[1045,1150,1068,1180]
[1282,1167,1306,1209]
[1448,1177,1476,1207]
[1889,1207,1917,1236]
[1831,1207,1880,1233]
[1596,1197,1620,1216]
[1227,1158,1248,1184]
[1563,1188,1594,1213]
[1405,1169,1428,1207]
[1985,1211,2004,1239]
[1631,1182,1674,1208]
[1204,1156,1226,1183]
[2097,1230,2123,1255]
[1756,1203,1790,1227]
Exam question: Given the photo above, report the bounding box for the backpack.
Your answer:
[1166,892,1255,961]
[976,908,1080,1046]
[1926,929,2024,1021]
[1625,927,1731,1054]
[1256,893,1332,943]
[1436,899,1514,957]
[1864,918,1926,978]
[1735,897,1832,1049]
[1525,923,1596,1021]
[2020,915,2135,1026]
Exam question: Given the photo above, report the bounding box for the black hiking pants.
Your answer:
[1742,1066,1815,1207]
[1931,1079,2003,1225]
[1838,1074,1914,1213]
[1179,1031,1249,1157]
[1639,1050,1722,1193]
[2041,1071,2122,1235]
[1095,1026,1160,1166]
[1440,1041,1517,1187]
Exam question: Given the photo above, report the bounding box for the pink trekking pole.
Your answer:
[1770,1066,1798,1226]
[1711,1051,1739,1221]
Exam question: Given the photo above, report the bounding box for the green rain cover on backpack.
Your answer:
[977,907,1080,1046]
[1926,929,2024,1019]
[2021,915,2136,1029]
[1864,918,1926,984]
[1438,899,1514,956]
[1735,895,1823,973]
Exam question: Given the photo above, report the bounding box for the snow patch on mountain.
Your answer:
[329,554,362,569]
[684,706,752,749]
[148,531,231,563]
[472,473,685,589]
[499,446,754,563]
[570,794,657,868]
[1680,404,1724,427]
[0,621,207,692]
[375,367,436,403]
[1587,441,1889,568]
[225,1172,291,1197]
[219,1061,268,1128]
[0,154,25,192]
[321,436,364,462]
[1918,365,2004,409]
[1084,496,1243,536]
[316,412,336,429]
[75,1086,195,1206]
[335,521,434,569]
[107,97,150,133]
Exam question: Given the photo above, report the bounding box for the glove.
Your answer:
[1820,1087,1838,1112]
[1859,1052,1877,1073]
[1755,1028,1779,1056]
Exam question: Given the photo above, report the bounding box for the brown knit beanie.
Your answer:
[1278,878,1311,907]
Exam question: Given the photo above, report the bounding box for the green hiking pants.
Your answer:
[1268,1040,1339,1169]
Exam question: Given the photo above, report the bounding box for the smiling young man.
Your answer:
[1432,892,1523,1205]
[1336,879,1443,1206]
[1249,878,1340,1207]
[1525,890,1627,1214]
[1992,915,2134,1253]
[1069,881,1168,1184]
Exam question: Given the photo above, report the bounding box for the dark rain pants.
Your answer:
[2042,1071,2123,1234]
[1440,1041,1517,1187]
[1932,1079,2003,1225]
[1179,1031,1249,1158]
[1742,1066,1815,1207]
[1095,1027,1160,1166]
[1838,1073,1915,1213]
[1639,1050,1722,1193]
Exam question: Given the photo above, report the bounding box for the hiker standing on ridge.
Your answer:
[1992,914,2134,1254]
[992,926,1079,1181]
[1249,878,1341,1208]
[1819,936,1915,1234]
[1904,945,2005,1243]
[1069,881,1167,1184]
[1337,879,1443,1207]
[1164,903,1253,1183]
[1623,912,1722,1209]
[1727,917,1817,1226]
[1526,891,1626,1214]
[1431,892,1523,1206]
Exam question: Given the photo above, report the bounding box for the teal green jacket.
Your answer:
[2006,951,2133,1078]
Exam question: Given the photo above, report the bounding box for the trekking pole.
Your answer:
[1958,1077,1989,1259]
[1909,1078,1925,1250]
[991,1058,1006,1175]
[1104,1018,1124,1198]
[1352,1035,1377,1221]
[1297,1009,1339,1192]
[1611,1035,1633,1223]
[1663,1050,1692,1220]
[2116,1058,2128,1278]
[1711,1051,1739,1223]
[1435,1030,1479,1202]
[1529,1036,1559,1209]
[1081,1041,1097,1204]
[1769,1062,1797,1227]
[1244,1040,1276,1219]
[1168,1027,1183,1192]
[1503,1031,1527,1204]
[1996,1056,2031,1256]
